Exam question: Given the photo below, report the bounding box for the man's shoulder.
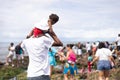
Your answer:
[21,38,31,44]
[116,37,120,41]
[40,36,51,40]
[22,38,29,42]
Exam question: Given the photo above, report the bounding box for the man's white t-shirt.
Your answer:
[95,48,112,61]
[21,36,53,77]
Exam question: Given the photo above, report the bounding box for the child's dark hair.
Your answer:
[67,44,74,49]
[49,14,59,25]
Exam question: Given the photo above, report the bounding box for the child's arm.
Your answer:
[90,56,99,65]
[48,27,63,46]
[57,51,63,56]
[109,56,115,66]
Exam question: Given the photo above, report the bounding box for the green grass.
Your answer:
[0,56,120,80]
[0,56,28,80]
[17,72,27,80]
[15,68,120,80]
[0,66,25,79]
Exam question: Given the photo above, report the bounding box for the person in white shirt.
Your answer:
[21,14,63,80]
[91,42,115,80]
[5,42,15,67]
[116,34,120,51]
[72,44,78,55]
[116,34,120,62]
[77,42,82,57]
[86,42,91,53]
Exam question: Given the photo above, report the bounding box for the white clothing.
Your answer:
[21,36,53,77]
[7,46,15,57]
[86,43,91,52]
[95,48,112,61]
[68,60,75,64]
[34,18,49,30]
[95,42,99,47]
[78,49,82,55]
[116,37,120,46]
[72,46,78,54]
[92,43,97,48]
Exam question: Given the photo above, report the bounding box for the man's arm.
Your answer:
[26,29,34,38]
[48,27,63,46]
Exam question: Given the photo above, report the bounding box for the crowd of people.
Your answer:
[3,13,120,80]
[5,39,120,80]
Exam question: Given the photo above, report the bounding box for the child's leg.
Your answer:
[21,54,24,63]
[16,54,19,67]
[5,57,9,65]
[88,65,90,72]
[5,54,11,65]
[50,65,54,78]
[10,55,14,67]
[64,74,68,80]
[88,62,91,72]
[70,74,75,80]
[6,57,9,63]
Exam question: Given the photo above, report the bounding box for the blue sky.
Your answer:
[0,0,120,42]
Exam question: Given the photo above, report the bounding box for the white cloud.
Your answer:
[0,0,120,42]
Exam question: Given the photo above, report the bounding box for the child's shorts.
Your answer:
[97,60,111,70]
[63,63,77,75]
